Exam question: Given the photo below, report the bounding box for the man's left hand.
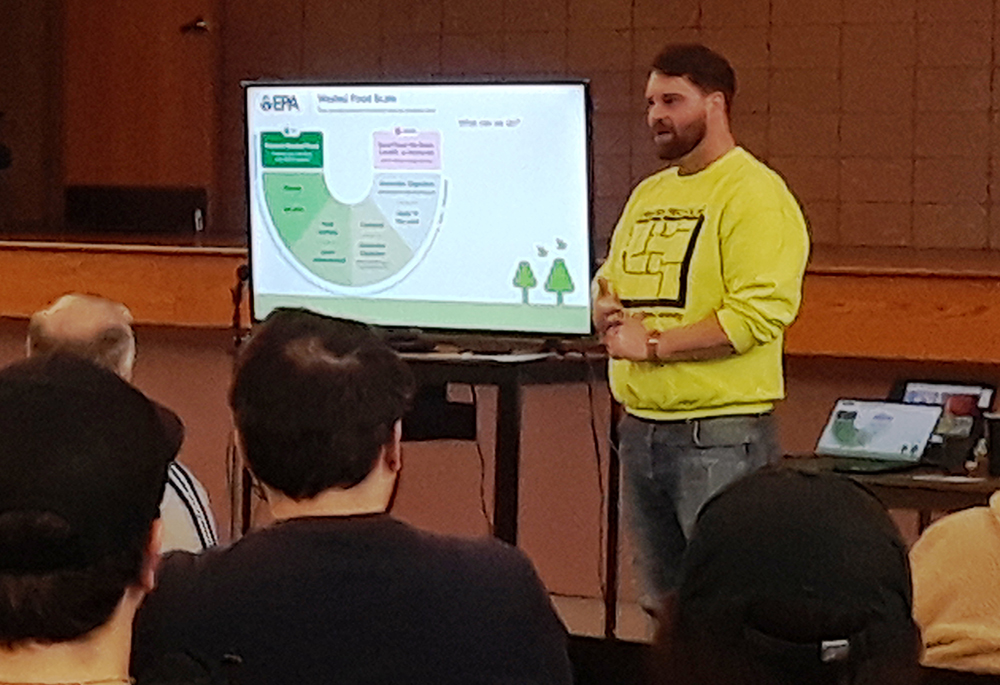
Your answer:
[602,313,651,361]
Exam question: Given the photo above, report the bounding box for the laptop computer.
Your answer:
[814,400,944,473]
[890,379,994,442]
[889,379,995,411]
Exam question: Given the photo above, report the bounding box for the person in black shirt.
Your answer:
[131,308,573,685]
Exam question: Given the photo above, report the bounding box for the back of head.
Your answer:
[27,293,136,379]
[230,308,415,500]
[652,43,737,112]
[0,354,173,645]
[656,468,920,685]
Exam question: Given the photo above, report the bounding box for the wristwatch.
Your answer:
[645,332,659,361]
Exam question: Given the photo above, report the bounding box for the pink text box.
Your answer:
[373,129,441,170]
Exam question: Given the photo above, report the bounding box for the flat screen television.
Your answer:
[244,80,592,344]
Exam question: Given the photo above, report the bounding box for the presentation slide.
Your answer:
[246,82,591,335]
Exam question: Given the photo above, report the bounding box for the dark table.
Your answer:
[596,454,1000,639]
[782,456,1000,530]
[402,350,607,545]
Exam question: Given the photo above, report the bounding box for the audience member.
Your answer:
[911,491,1000,676]
[28,293,217,552]
[131,308,573,685]
[0,354,171,684]
[654,468,921,685]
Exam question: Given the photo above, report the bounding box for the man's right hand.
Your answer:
[592,277,624,336]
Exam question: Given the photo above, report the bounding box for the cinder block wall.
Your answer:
[219,0,1000,254]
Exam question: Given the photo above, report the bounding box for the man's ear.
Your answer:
[385,420,403,473]
[140,519,164,592]
[119,333,136,381]
[706,90,727,115]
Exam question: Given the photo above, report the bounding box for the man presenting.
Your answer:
[594,44,809,604]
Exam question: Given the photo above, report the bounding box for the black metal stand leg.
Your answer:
[604,406,621,638]
[918,509,933,533]
[493,379,522,545]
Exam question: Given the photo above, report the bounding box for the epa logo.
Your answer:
[260,94,300,112]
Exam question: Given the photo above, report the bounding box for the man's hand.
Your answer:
[592,277,624,335]
[594,277,651,361]
[603,312,737,363]
[603,312,652,361]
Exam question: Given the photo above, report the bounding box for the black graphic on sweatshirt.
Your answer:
[619,208,704,309]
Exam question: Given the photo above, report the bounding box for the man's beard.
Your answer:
[654,115,707,162]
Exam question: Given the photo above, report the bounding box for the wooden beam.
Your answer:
[5,241,1000,365]
[788,272,1000,364]
[0,241,247,327]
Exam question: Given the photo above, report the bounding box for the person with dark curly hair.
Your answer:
[132,308,572,685]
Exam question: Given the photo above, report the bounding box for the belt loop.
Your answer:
[692,418,701,446]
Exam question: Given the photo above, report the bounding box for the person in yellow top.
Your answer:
[594,44,810,605]
[910,491,1000,675]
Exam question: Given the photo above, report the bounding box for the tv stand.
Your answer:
[401,351,606,545]
[383,329,599,356]
[380,328,437,353]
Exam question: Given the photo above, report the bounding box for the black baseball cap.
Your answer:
[0,354,174,572]
[677,468,916,672]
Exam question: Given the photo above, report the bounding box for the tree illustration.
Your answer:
[544,258,574,305]
[512,261,537,304]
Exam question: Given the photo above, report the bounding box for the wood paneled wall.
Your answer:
[0,0,61,231]
[62,0,218,189]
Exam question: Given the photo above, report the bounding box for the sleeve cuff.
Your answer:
[715,309,755,355]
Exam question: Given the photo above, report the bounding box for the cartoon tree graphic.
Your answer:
[544,258,574,305]
[513,261,537,304]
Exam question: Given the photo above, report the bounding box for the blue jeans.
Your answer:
[618,412,779,604]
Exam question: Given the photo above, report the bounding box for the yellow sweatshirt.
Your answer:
[912,491,1000,674]
[596,147,810,420]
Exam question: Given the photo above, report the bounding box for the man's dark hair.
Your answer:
[230,309,415,500]
[652,43,737,112]
[0,512,146,646]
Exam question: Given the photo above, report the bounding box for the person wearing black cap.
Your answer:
[0,354,173,685]
[131,308,572,685]
[653,468,921,685]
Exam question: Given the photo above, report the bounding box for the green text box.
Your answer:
[261,132,323,168]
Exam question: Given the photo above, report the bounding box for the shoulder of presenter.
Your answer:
[699,161,810,358]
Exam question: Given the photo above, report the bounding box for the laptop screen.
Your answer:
[898,381,994,444]
[900,381,994,410]
[816,400,943,462]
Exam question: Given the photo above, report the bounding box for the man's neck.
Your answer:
[265,474,395,522]
[0,600,135,685]
[260,431,402,523]
[673,132,736,176]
